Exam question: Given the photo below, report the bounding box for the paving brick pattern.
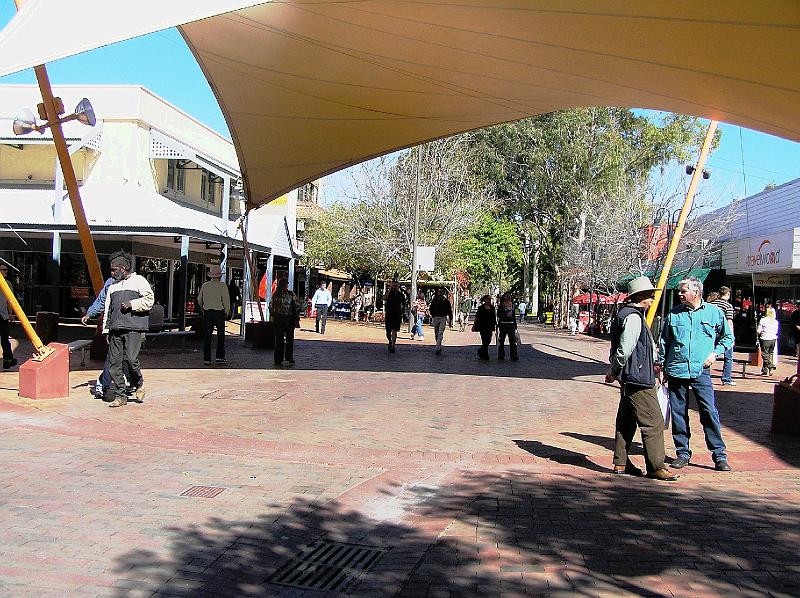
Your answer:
[0,320,798,596]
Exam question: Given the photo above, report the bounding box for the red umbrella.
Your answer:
[572,292,627,305]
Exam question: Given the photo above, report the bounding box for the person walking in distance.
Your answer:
[270,277,302,367]
[102,251,154,408]
[660,277,733,471]
[227,280,241,321]
[569,302,580,336]
[457,295,472,332]
[757,306,779,376]
[383,280,406,353]
[428,287,453,355]
[197,264,231,366]
[496,292,519,361]
[312,281,332,334]
[0,262,18,370]
[606,276,678,481]
[411,291,428,341]
[712,286,736,386]
[472,294,496,360]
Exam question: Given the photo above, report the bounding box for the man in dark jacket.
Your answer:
[428,287,453,355]
[102,251,154,408]
[606,276,677,481]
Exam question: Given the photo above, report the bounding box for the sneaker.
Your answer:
[94,384,105,399]
[670,456,690,469]
[109,397,127,408]
[203,360,212,366]
[435,348,442,355]
[3,358,17,369]
[722,381,737,386]
[130,384,145,403]
[216,358,227,364]
[715,460,732,472]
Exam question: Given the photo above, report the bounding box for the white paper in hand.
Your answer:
[657,383,671,428]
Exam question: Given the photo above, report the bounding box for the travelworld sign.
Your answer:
[738,229,795,272]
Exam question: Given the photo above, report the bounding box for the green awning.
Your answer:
[618,268,711,290]
[664,268,711,289]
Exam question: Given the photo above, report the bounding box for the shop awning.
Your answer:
[664,268,712,289]
[317,268,351,282]
[1,2,798,211]
[619,268,712,290]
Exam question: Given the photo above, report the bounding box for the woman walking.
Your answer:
[497,292,519,361]
[270,277,302,367]
[472,295,496,360]
[383,280,406,353]
[411,291,428,340]
[757,306,779,376]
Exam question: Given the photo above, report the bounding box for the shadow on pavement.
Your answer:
[113,473,800,597]
[124,337,610,381]
[514,439,610,473]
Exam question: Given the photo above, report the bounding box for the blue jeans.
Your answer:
[721,346,733,383]
[668,369,727,462]
[412,314,424,338]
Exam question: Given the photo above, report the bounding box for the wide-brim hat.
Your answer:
[627,275,656,299]
[207,264,223,278]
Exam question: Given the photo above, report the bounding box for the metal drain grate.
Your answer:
[180,485,226,499]
[268,540,386,591]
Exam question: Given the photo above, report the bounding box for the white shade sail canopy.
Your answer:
[2,1,799,210]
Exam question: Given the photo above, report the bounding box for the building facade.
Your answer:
[716,178,800,350]
[0,84,300,325]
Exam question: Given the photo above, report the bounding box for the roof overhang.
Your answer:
[1,1,798,210]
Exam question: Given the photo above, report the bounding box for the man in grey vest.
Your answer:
[606,276,677,481]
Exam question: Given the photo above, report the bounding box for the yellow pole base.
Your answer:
[31,345,56,362]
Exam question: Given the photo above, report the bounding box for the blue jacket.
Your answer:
[659,301,733,379]
[86,277,115,319]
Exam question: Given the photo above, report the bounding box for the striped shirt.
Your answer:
[712,299,734,321]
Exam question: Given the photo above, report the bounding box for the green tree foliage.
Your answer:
[455,213,523,292]
[466,108,709,304]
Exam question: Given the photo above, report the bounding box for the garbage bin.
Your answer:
[35,311,60,345]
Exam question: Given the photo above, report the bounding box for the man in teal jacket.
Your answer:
[659,277,733,471]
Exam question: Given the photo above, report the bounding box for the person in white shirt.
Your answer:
[311,281,333,334]
[757,307,779,376]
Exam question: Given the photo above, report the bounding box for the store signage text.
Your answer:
[746,239,782,267]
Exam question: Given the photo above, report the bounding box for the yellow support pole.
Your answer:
[0,272,53,361]
[14,0,104,296]
[646,120,719,326]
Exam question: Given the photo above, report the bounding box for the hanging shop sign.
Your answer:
[753,273,792,287]
[736,229,795,273]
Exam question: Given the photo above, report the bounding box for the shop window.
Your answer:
[166,160,186,194]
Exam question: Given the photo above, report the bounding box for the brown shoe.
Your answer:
[612,462,643,477]
[109,397,127,408]
[647,468,679,481]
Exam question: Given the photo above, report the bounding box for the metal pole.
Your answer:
[32,65,104,295]
[0,272,52,360]
[409,146,422,332]
[646,121,719,326]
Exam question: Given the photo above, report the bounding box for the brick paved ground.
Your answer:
[0,319,799,597]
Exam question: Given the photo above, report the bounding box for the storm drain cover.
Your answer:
[180,485,226,499]
[268,540,386,592]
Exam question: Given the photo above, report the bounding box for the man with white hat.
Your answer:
[606,276,678,481]
[197,264,231,366]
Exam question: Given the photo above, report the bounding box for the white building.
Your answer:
[715,178,800,349]
[0,84,301,324]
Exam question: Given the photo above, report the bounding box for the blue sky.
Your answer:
[2,0,799,205]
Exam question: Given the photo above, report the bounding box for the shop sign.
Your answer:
[738,230,795,272]
[753,273,791,287]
